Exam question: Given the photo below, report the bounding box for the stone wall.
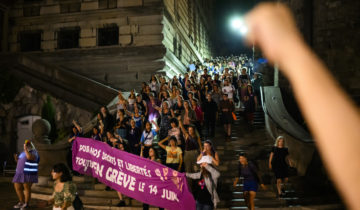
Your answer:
[7,0,164,51]
[0,85,92,162]
[279,0,360,99]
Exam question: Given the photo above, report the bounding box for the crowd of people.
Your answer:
[63,54,263,209]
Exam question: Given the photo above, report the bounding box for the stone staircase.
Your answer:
[31,108,344,209]
[32,176,163,209]
[212,110,344,209]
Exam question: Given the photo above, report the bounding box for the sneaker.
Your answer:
[13,202,26,208]
[116,200,126,207]
[14,202,24,209]
[20,204,29,210]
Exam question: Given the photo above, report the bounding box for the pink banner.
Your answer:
[72,137,195,210]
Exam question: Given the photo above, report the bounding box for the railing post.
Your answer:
[274,63,279,87]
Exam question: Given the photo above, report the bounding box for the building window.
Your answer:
[98,26,119,46]
[60,3,81,13]
[178,41,182,59]
[57,28,80,49]
[173,37,177,55]
[99,0,117,9]
[0,11,3,50]
[23,6,40,17]
[20,31,41,52]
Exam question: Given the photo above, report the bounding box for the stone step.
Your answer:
[230,191,277,199]
[32,185,119,198]
[231,197,286,207]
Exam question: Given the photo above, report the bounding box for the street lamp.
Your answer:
[229,16,254,71]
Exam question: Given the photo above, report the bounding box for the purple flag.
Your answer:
[72,137,195,210]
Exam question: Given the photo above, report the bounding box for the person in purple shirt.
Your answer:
[147,93,161,123]
[233,153,266,210]
[12,140,39,209]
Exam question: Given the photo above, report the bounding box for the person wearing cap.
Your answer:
[186,156,220,209]
[12,140,40,209]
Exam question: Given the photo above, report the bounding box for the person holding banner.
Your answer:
[142,147,164,210]
[158,136,183,171]
[140,120,159,158]
[186,157,220,209]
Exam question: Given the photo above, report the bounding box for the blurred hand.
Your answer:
[245,3,304,67]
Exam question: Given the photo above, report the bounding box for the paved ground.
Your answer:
[0,177,51,210]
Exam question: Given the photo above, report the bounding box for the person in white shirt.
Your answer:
[222,79,235,100]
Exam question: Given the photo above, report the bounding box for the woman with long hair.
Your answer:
[180,100,197,129]
[179,120,203,193]
[12,140,40,209]
[269,136,292,197]
[233,153,266,210]
[197,140,220,167]
[244,85,258,127]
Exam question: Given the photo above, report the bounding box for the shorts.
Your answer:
[243,180,258,192]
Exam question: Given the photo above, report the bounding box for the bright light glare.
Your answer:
[231,18,243,30]
[230,17,248,36]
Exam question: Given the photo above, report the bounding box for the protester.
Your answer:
[251,72,262,104]
[202,93,218,137]
[115,110,128,139]
[166,118,182,148]
[157,101,172,141]
[180,100,197,129]
[158,136,183,171]
[219,94,234,140]
[126,119,142,155]
[98,106,115,135]
[47,163,77,210]
[269,136,291,197]
[140,121,159,158]
[244,85,258,128]
[12,140,39,209]
[233,153,266,210]
[67,121,82,176]
[197,140,220,167]
[186,157,220,209]
[143,147,164,210]
[91,127,102,141]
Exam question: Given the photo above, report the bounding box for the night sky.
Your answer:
[213,0,261,56]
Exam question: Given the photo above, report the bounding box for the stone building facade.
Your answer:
[0,0,215,160]
[1,0,214,90]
